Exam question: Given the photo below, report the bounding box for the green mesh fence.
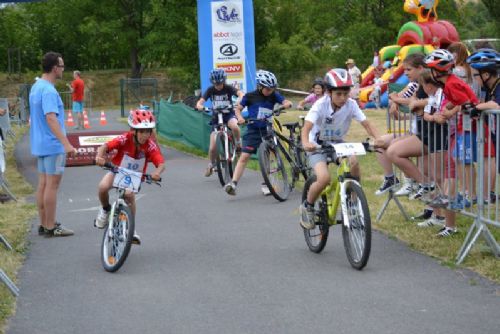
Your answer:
[157,99,211,152]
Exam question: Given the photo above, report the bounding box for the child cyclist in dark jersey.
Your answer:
[196,68,244,177]
[224,70,293,196]
[94,109,165,244]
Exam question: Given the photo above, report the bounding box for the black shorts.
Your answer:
[417,121,448,153]
[242,127,268,154]
[210,112,236,131]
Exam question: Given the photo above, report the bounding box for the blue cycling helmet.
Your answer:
[210,68,227,84]
[256,70,278,88]
[467,48,500,71]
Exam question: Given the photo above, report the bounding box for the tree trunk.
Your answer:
[130,47,143,78]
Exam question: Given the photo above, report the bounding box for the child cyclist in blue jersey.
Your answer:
[196,68,244,177]
[300,68,381,229]
[224,70,293,196]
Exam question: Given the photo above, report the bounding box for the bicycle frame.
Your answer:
[320,155,363,228]
[214,109,237,163]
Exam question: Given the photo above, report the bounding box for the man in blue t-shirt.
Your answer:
[29,52,77,237]
[224,70,292,196]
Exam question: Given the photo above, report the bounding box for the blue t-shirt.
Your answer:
[29,79,66,156]
[240,89,285,129]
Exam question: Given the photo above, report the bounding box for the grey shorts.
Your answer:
[307,152,328,169]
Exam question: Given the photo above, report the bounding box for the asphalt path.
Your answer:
[6,110,500,334]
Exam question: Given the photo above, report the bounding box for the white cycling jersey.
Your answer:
[305,95,366,145]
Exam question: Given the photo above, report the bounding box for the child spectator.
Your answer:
[297,78,325,110]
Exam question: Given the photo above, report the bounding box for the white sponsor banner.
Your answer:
[211,0,246,91]
[78,135,120,146]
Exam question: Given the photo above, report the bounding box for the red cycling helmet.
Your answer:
[128,109,156,129]
[324,68,353,89]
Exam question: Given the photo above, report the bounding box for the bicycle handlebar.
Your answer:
[244,106,287,124]
[100,162,162,186]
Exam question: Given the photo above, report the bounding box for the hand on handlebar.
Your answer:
[95,156,106,166]
[303,142,319,152]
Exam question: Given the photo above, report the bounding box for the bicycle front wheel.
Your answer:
[101,204,135,272]
[215,132,234,187]
[341,181,371,270]
[302,175,329,253]
[258,141,290,201]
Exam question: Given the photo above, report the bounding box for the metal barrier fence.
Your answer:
[379,83,499,265]
[120,78,158,117]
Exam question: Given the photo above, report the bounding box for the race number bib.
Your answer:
[256,107,273,120]
[113,167,143,193]
[119,154,145,172]
[319,123,342,142]
[333,143,366,157]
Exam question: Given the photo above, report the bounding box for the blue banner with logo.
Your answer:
[197,0,256,99]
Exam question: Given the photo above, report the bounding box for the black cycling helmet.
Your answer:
[312,77,324,88]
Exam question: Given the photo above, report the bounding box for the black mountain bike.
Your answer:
[212,106,238,186]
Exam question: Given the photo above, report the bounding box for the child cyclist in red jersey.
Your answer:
[94,109,165,244]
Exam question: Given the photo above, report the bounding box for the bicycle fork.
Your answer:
[339,179,362,229]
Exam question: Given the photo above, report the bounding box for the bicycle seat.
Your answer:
[283,122,299,130]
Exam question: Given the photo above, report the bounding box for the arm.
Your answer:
[301,120,317,152]
[95,143,108,166]
[476,100,499,111]
[45,113,76,155]
[0,108,5,116]
[235,89,244,106]
[235,102,245,124]
[360,119,379,139]
[150,162,165,181]
[297,98,307,110]
[66,82,74,93]
[195,97,206,111]
[282,99,293,109]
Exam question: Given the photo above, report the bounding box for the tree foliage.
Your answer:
[0,0,496,86]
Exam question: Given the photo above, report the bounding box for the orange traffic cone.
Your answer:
[99,111,107,126]
[83,110,91,129]
[66,110,75,127]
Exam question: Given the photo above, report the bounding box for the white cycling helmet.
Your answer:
[256,70,278,88]
[324,68,353,89]
[424,49,455,73]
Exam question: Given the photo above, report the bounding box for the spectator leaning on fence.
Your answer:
[448,42,480,206]
[420,49,480,236]
[377,53,437,222]
[467,48,500,196]
[29,52,77,237]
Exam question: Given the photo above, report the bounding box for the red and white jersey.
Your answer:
[106,131,164,174]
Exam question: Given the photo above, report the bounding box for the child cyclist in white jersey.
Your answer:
[300,68,381,229]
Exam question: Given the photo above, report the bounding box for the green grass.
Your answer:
[0,125,37,334]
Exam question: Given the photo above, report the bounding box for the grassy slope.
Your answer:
[0,126,37,334]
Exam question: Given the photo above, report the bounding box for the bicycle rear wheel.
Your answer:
[302,175,329,253]
[101,204,135,272]
[341,181,371,270]
[215,132,234,187]
[258,141,290,201]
